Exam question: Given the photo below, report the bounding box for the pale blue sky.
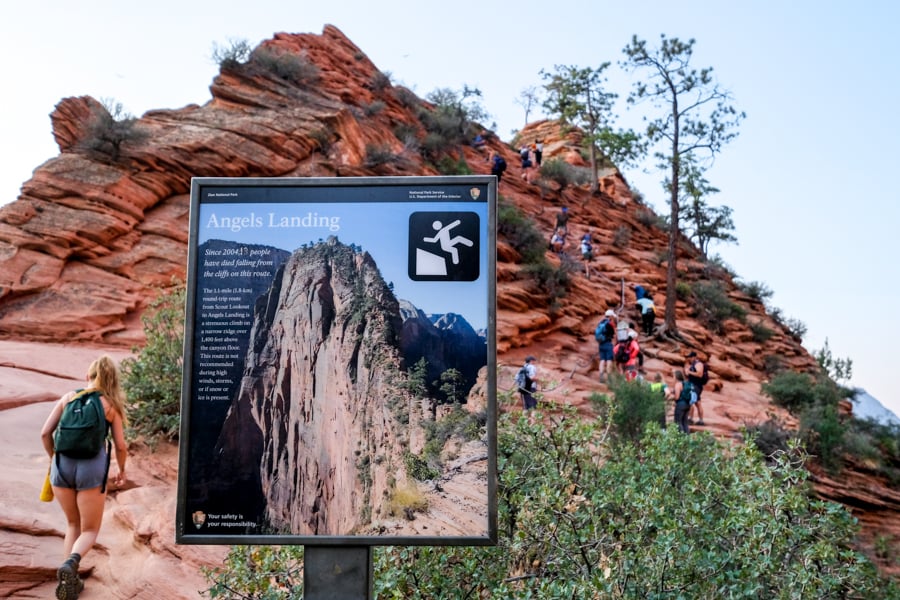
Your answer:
[1,1,897,418]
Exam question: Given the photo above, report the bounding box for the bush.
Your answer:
[607,377,666,443]
[538,158,577,189]
[801,402,845,473]
[761,370,817,413]
[497,201,546,265]
[207,411,898,598]
[120,282,185,442]
[78,98,149,162]
[736,279,774,302]
[249,46,320,86]
[744,418,797,461]
[612,225,631,248]
[363,144,399,168]
[785,316,808,340]
[749,320,775,343]
[211,38,252,71]
[690,280,747,334]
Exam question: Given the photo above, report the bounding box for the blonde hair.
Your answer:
[88,355,129,426]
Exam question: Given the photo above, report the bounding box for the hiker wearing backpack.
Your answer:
[636,294,656,336]
[672,370,693,433]
[40,355,129,600]
[580,232,594,279]
[554,206,570,235]
[613,330,640,380]
[686,351,709,426]
[490,151,507,182]
[515,356,539,419]
[595,309,617,383]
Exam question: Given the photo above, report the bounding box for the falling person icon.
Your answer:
[423,219,473,265]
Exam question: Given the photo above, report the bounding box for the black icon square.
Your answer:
[408,212,480,281]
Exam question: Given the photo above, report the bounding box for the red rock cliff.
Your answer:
[0,25,896,596]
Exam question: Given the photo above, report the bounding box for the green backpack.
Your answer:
[54,389,107,458]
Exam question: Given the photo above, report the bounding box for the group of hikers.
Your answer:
[485,137,544,184]
[516,283,710,434]
[549,206,596,279]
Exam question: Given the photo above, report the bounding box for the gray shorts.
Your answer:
[51,449,109,491]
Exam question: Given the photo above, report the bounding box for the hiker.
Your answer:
[472,131,487,151]
[686,351,708,425]
[520,145,532,169]
[550,227,567,254]
[636,293,656,336]
[516,355,539,416]
[534,139,543,166]
[595,309,617,382]
[672,370,692,433]
[613,330,641,380]
[40,355,129,600]
[649,372,669,427]
[580,232,594,278]
[490,151,507,182]
[634,284,647,301]
[554,206,570,235]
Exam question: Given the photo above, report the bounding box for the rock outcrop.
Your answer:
[0,24,897,595]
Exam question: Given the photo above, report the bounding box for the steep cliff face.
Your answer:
[398,300,486,397]
[0,24,896,582]
[215,238,407,534]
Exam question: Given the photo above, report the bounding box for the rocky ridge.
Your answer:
[0,25,897,596]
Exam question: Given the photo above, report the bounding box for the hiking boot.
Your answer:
[697,420,706,426]
[687,418,694,424]
[56,553,80,599]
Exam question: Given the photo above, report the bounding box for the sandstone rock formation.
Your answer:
[0,24,897,595]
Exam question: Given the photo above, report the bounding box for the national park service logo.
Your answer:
[469,187,481,200]
[192,510,207,529]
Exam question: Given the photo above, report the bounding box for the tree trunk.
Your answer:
[664,102,680,333]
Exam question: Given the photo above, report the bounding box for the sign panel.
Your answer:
[176,177,497,545]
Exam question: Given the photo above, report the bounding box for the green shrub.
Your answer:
[538,158,576,189]
[801,402,845,474]
[675,280,692,299]
[403,451,439,481]
[497,201,546,265]
[736,279,774,302]
[607,378,666,443]
[120,282,185,443]
[785,316,808,340]
[211,38,252,71]
[435,154,472,175]
[749,320,775,343]
[612,225,631,248]
[206,411,897,598]
[744,418,797,462]
[78,99,149,162]
[369,71,392,93]
[308,127,333,154]
[363,144,399,168]
[761,370,817,413]
[249,46,320,86]
[690,280,747,333]
[363,100,386,116]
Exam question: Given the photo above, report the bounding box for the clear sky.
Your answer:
[1,1,898,418]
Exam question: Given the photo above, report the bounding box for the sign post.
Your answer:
[177,176,497,591]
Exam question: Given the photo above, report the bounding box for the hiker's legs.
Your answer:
[71,486,106,559]
[53,486,81,558]
[674,403,690,433]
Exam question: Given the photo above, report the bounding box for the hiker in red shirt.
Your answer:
[613,330,641,381]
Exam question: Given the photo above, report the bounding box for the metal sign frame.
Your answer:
[176,176,497,546]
